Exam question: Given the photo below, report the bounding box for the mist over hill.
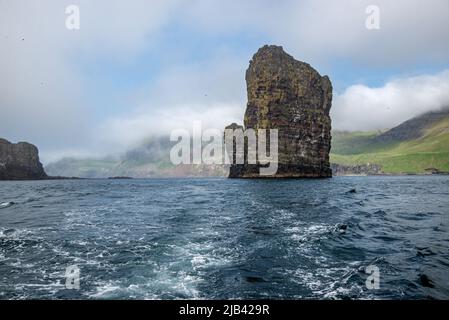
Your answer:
[45,109,449,178]
[45,137,227,178]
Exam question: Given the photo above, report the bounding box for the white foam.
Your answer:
[0,201,14,209]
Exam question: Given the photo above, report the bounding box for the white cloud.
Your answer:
[95,103,242,151]
[179,0,449,65]
[85,56,247,158]
[133,53,247,107]
[281,0,449,65]
[332,70,449,131]
[0,0,178,152]
[40,101,242,163]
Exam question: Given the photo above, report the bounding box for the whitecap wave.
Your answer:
[0,201,15,209]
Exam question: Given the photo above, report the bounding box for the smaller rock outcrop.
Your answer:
[0,138,47,180]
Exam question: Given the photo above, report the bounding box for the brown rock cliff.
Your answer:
[227,45,332,178]
[0,138,47,180]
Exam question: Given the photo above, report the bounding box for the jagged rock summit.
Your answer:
[0,138,47,180]
[227,45,333,178]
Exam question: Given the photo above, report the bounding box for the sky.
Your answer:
[1,0,449,163]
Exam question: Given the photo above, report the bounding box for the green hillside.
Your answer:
[331,113,449,174]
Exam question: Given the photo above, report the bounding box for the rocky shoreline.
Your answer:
[330,163,449,176]
[331,163,382,176]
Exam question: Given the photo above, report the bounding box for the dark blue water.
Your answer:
[0,176,448,299]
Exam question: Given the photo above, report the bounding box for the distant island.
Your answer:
[108,176,134,180]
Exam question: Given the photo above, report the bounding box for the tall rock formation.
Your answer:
[227,45,332,178]
[0,138,47,180]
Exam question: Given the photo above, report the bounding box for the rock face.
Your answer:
[227,45,333,178]
[0,138,47,180]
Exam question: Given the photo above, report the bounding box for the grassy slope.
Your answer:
[330,118,449,174]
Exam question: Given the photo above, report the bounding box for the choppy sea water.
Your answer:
[0,176,448,300]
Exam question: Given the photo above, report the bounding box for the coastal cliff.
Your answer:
[227,45,333,178]
[0,138,47,180]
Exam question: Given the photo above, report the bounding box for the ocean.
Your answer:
[0,176,448,299]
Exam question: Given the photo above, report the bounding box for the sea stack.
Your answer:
[227,45,333,178]
[0,138,47,180]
